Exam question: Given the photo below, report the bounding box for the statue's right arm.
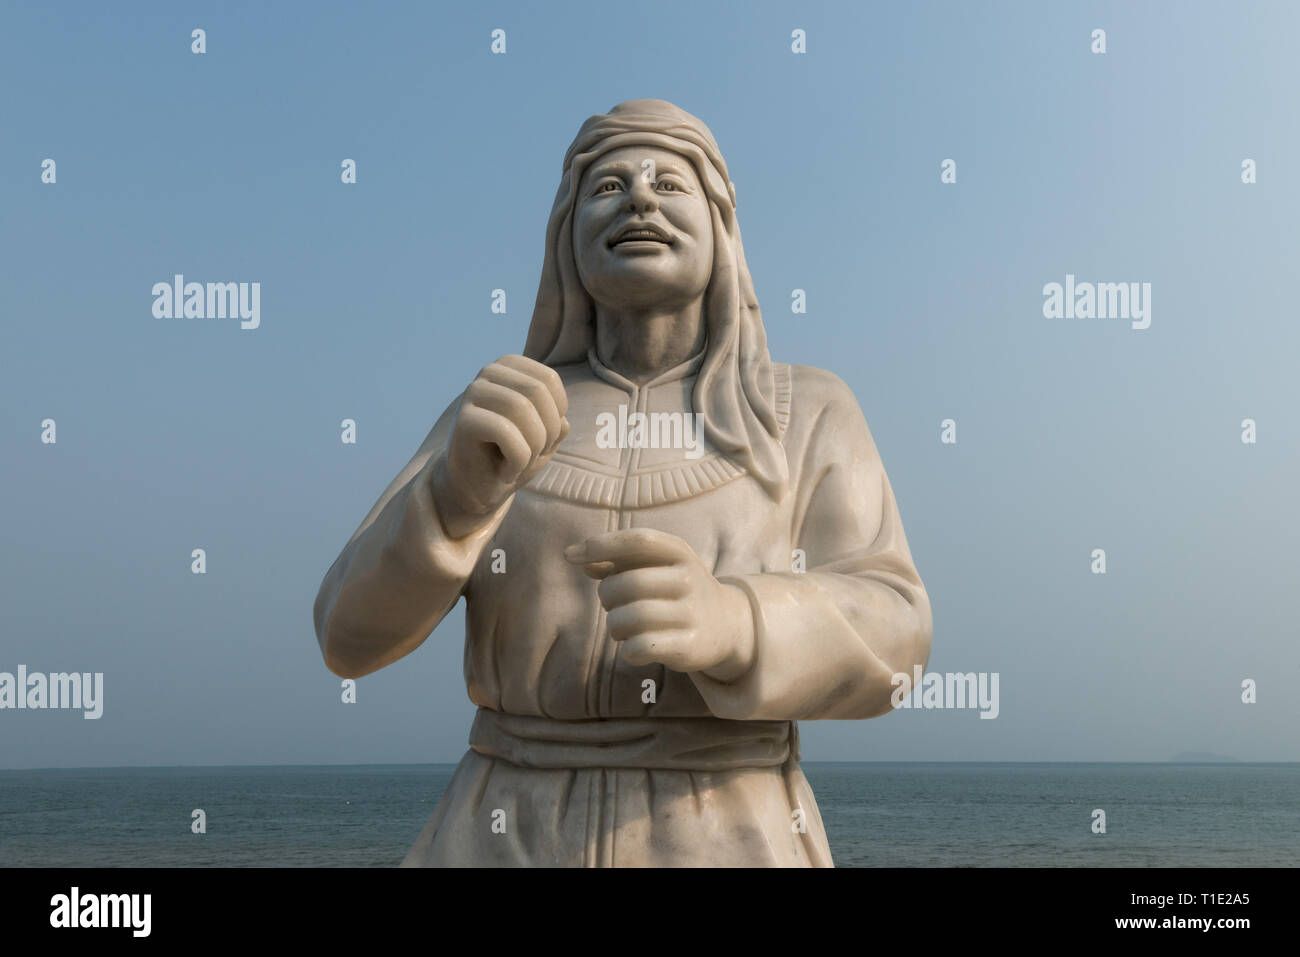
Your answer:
[312,397,512,679]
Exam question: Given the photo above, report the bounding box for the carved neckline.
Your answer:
[525,360,792,510]
[584,345,707,392]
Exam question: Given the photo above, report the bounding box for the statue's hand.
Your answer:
[564,529,756,682]
[432,355,569,538]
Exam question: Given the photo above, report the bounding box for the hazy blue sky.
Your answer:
[2,0,1297,768]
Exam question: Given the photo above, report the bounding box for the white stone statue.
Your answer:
[313,99,933,867]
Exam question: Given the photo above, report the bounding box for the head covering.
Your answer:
[523,98,789,501]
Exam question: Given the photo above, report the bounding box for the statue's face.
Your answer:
[572,145,714,312]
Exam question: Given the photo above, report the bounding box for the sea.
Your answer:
[1,763,1296,867]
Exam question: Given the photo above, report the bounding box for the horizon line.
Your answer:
[3,759,1297,772]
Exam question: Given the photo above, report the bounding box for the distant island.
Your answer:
[1171,751,1241,763]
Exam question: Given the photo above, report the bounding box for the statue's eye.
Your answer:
[597,180,623,193]
[656,180,680,192]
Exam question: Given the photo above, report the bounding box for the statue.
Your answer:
[313,99,933,867]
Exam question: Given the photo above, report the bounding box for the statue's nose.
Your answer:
[626,179,659,214]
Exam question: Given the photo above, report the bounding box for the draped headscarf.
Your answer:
[523,99,789,501]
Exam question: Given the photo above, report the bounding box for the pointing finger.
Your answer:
[563,528,693,571]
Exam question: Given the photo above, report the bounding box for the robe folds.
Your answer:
[313,347,933,867]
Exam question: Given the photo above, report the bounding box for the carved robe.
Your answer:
[314,346,932,866]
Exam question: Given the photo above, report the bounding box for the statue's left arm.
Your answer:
[688,367,933,721]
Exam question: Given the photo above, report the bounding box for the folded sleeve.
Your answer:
[312,398,511,678]
[690,368,933,720]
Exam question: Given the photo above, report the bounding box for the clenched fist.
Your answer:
[564,528,756,682]
[431,355,569,539]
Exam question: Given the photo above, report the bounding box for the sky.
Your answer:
[2,0,1297,768]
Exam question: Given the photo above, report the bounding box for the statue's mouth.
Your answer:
[609,223,673,247]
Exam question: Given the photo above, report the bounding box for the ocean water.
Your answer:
[0,763,1296,867]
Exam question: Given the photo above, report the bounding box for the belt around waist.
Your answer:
[468,708,800,771]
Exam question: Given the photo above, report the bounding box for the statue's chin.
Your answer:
[576,247,711,316]
[590,284,703,315]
